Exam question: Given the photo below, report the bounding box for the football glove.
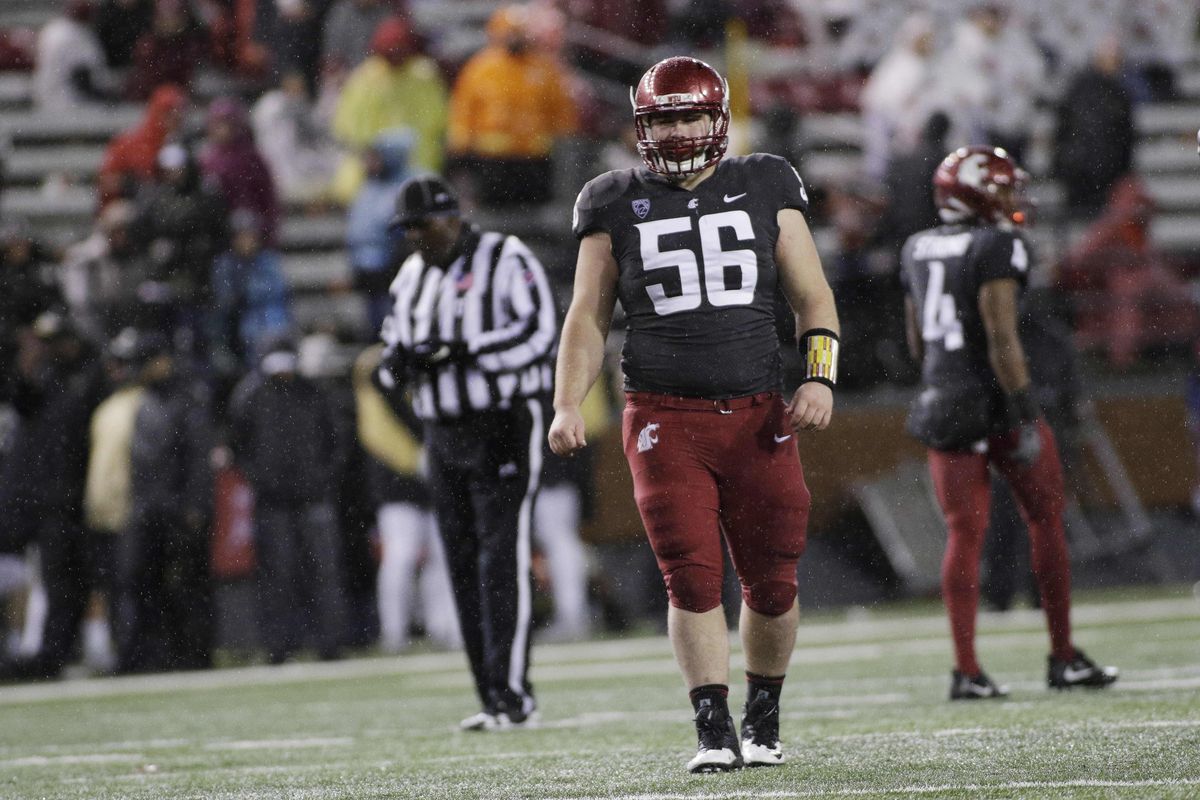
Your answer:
[410,340,469,371]
[1007,388,1041,467]
[1012,421,1042,467]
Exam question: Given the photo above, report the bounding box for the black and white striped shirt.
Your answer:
[379,227,557,422]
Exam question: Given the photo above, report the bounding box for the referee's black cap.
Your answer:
[390,175,460,229]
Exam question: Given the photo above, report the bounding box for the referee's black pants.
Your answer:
[426,398,543,716]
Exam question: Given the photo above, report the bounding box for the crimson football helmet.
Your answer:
[933,145,1029,226]
[631,57,730,178]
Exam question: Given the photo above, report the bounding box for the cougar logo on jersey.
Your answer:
[632,199,651,219]
[637,422,661,453]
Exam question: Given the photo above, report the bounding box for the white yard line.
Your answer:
[0,753,146,767]
[0,738,188,756]
[2,650,1196,706]
[793,596,1200,646]
[203,737,354,751]
[0,597,1193,706]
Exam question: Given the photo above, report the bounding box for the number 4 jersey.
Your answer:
[899,223,1033,449]
[572,153,809,399]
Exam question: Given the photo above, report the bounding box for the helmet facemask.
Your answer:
[633,106,729,178]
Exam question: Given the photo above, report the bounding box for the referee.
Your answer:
[377,175,557,730]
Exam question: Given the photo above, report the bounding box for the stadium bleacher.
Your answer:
[0,10,1197,339]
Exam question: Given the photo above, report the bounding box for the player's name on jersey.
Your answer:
[911,232,973,260]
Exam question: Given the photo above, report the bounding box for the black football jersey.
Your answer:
[899,223,1033,448]
[572,154,809,399]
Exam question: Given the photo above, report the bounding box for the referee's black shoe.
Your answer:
[949,669,1009,700]
[460,697,539,731]
[1048,649,1119,690]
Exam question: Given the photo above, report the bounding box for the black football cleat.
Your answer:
[686,700,743,773]
[1048,649,1119,690]
[740,690,784,767]
[461,696,539,731]
[949,669,1010,700]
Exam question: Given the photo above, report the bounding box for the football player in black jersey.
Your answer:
[549,56,839,772]
[900,145,1118,701]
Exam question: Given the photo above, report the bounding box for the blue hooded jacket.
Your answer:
[346,129,414,274]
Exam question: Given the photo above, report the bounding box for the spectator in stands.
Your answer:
[1058,176,1198,368]
[1051,35,1135,221]
[95,0,155,69]
[97,83,188,209]
[875,111,951,254]
[666,0,728,49]
[352,344,460,654]
[209,208,294,374]
[105,329,215,673]
[133,143,229,352]
[229,333,350,663]
[567,0,668,83]
[321,0,394,80]
[1124,0,1198,103]
[932,2,1046,163]
[0,313,110,681]
[737,0,818,48]
[858,11,937,183]
[0,218,65,402]
[33,1,118,111]
[251,69,343,207]
[125,0,210,100]
[446,4,577,208]
[346,131,412,335]
[331,15,447,200]
[528,0,610,138]
[59,201,154,342]
[199,96,281,244]
[241,0,330,86]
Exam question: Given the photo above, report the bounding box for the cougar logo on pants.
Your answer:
[637,422,661,453]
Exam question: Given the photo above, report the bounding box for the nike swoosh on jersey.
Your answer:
[774,433,793,443]
[723,192,747,203]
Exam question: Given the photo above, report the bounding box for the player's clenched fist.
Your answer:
[548,408,587,456]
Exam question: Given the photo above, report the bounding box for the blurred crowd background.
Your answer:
[0,0,1198,680]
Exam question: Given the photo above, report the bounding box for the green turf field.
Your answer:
[1,585,1197,799]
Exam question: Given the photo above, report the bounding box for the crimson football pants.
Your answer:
[622,391,810,617]
[927,419,1075,676]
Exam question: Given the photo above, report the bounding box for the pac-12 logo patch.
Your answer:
[632,198,650,219]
